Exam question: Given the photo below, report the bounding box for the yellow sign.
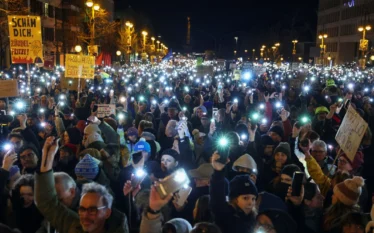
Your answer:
[8,15,43,64]
[335,105,368,162]
[65,54,95,79]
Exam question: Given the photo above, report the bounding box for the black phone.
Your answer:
[291,172,304,196]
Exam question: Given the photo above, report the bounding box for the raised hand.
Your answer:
[2,149,17,171]
[211,151,229,171]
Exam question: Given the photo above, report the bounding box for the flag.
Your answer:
[162,49,173,61]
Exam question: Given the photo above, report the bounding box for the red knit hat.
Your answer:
[340,151,364,170]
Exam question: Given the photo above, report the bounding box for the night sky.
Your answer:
[115,0,319,56]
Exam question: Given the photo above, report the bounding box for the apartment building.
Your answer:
[317,0,374,64]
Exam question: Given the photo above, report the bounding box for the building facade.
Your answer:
[317,0,374,64]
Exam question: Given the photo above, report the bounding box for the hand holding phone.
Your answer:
[291,172,304,196]
[155,168,190,199]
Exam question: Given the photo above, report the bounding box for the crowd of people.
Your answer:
[0,59,374,233]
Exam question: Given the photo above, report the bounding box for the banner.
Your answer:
[65,54,95,79]
[8,15,43,64]
[96,104,116,118]
[335,105,368,161]
[0,80,19,97]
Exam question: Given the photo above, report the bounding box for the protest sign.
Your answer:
[96,104,116,118]
[8,16,43,64]
[65,54,95,79]
[196,66,214,77]
[0,80,18,98]
[233,70,241,80]
[335,105,368,161]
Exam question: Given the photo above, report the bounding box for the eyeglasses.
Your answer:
[78,206,107,215]
[311,150,326,154]
[338,158,348,165]
[20,153,35,160]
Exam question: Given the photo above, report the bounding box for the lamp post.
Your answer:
[252,49,255,61]
[86,0,100,45]
[142,31,148,52]
[125,21,133,53]
[292,40,298,55]
[156,40,160,52]
[358,25,371,68]
[151,37,155,50]
[318,34,328,66]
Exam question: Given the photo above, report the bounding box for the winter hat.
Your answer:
[134,138,151,153]
[75,154,99,180]
[281,164,301,178]
[141,131,156,141]
[258,209,297,233]
[163,218,192,233]
[84,124,101,135]
[167,100,181,111]
[229,175,258,199]
[333,176,365,206]
[86,133,104,145]
[76,120,87,133]
[340,152,364,171]
[232,154,258,174]
[269,126,284,138]
[66,127,82,145]
[143,128,157,137]
[274,142,291,158]
[261,135,276,146]
[326,79,336,87]
[161,149,180,161]
[315,106,330,115]
[127,127,138,137]
[188,163,214,179]
[196,105,207,114]
[103,117,118,131]
[258,192,288,212]
[79,148,102,161]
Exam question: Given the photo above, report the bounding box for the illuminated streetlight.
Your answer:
[93,3,100,10]
[75,45,82,53]
[116,50,121,56]
[86,0,93,7]
[86,1,100,45]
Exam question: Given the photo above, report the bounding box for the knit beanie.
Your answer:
[84,124,101,135]
[164,218,192,233]
[161,149,180,161]
[104,117,118,131]
[75,154,99,180]
[340,152,364,171]
[134,138,151,153]
[333,176,365,206]
[269,126,284,138]
[258,192,288,212]
[261,135,276,146]
[281,164,301,178]
[229,175,258,199]
[127,127,138,137]
[232,154,258,174]
[258,209,297,233]
[274,142,291,158]
[141,132,156,141]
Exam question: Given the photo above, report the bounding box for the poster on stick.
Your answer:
[8,16,43,64]
[335,105,368,161]
[65,54,95,79]
[96,104,115,118]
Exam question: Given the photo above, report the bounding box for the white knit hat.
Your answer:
[232,154,257,174]
[333,176,365,206]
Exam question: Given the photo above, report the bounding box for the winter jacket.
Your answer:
[305,156,331,197]
[210,170,256,233]
[35,170,129,233]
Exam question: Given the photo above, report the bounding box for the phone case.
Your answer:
[155,169,190,199]
[176,186,192,206]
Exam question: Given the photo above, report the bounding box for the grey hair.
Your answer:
[312,140,327,151]
[54,172,76,190]
[81,182,113,208]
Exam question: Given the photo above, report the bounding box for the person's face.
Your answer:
[201,118,209,127]
[317,112,327,121]
[128,135,137,142]
[196,109,203,118]
[27,117,35,126]
[55,183,75,208]
[255,214,276,233]
[308,187,324,209]
[20,149,38,169]
[342,223,364,233]
[161,154,178,172]
[194,178,210,187]
[20,185,34,208]
[10,137,23,151]
[264,145,274,156]
[0,100,6,109]
[184,96,191,103]
[280,174,293,185]
[274,152,288,165]
[41,96,47,106]
[338,156,353,172]
[78,193,111,233]
[59,149,73,162]
[235,194,256,215]
[64,131,70,144]
[268,132,281,142]
[167,108,178,118]
[311,145,327,162]
[139,103,146,112]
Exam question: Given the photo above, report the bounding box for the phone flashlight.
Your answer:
[120,97,126,103]
[173,169,188,183]
[234,99,238,103]
[259,104,265,110]
[135,169,146,177]
[182,106,187,111]
[152,100,157,105]
[164,99,169,104]
[118,113,125,120]
[3,143,12,151]
[39,108,45,113]
[240,134,247,140]
[252,113,259,120]
[41,122,46,127]
[131,97,134,102]
[261,118,267,124]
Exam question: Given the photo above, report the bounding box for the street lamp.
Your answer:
[275,43,280,47]
[142,31,148,52]
[116,50,121,56]
[292,40,298,55]
[75,45,82,53]
[358,24,371,68]
[86,0,100,45]
[318,34,328,66]
[156,40,160,51]
[234,50,237,56]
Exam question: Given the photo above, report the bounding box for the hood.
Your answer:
[164,218,192,233]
